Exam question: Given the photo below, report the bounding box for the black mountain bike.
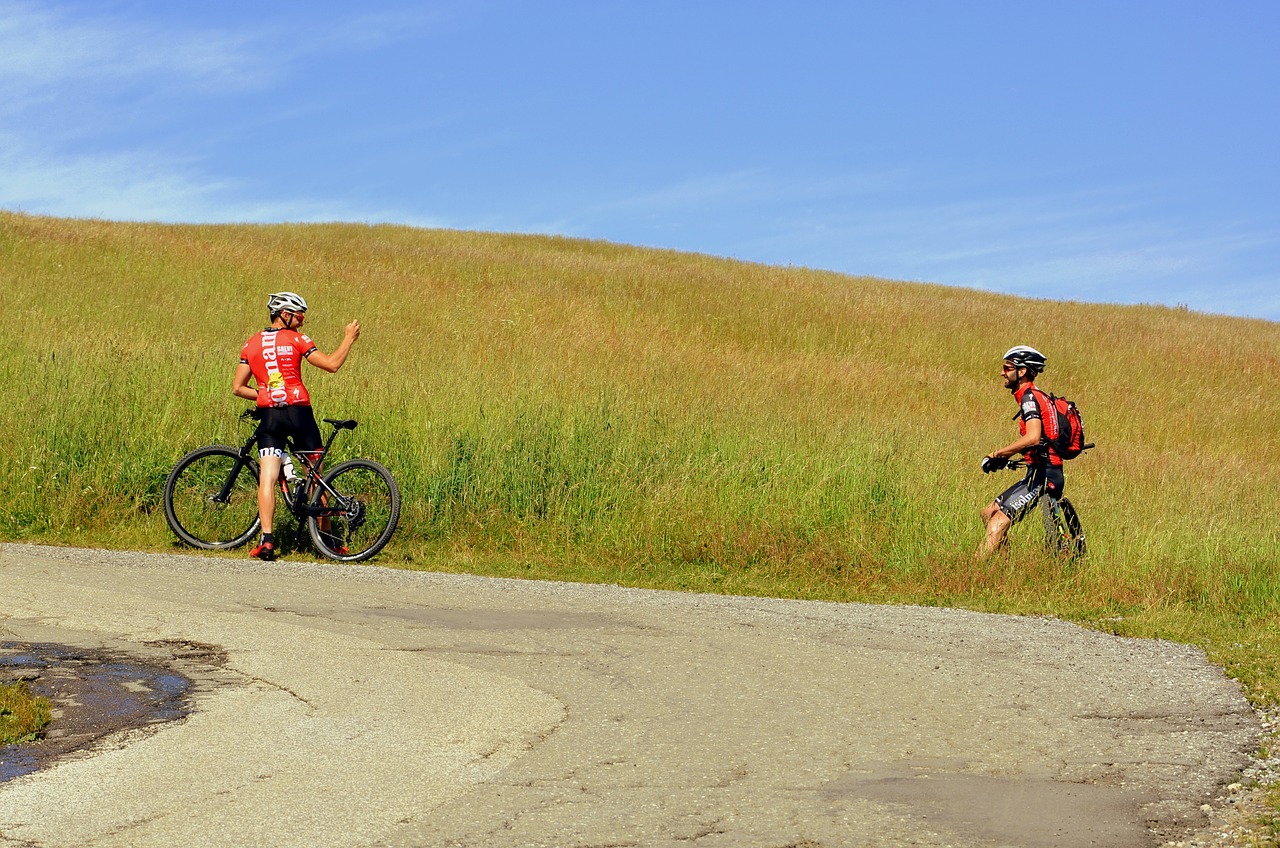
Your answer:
[163,410,400,562]
[987,449,1091,558]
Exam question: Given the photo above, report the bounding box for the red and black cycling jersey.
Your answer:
[239,328,318,407]
[1014,383,1064,468]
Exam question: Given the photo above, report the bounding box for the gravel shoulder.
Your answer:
[0,543,1269,847]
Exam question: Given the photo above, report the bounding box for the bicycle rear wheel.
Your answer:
[307,459,400,562]
[1042,496,1086,558]
[164,445,261,549]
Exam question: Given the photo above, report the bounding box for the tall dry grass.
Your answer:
[2,212,1278,700]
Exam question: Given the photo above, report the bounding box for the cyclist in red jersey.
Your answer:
[976,345,1066,559]
[231,292,361,560]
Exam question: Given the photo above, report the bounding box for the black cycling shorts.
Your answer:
[995,464,1065,523]
[256,405,322,454]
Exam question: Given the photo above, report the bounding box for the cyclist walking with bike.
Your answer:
[232,292,361,560]
[976,345,1068,559]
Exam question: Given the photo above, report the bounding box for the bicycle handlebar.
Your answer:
[982,443,1095,474]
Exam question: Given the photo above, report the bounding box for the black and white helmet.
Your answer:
[1003,345,1047,373]
[267,291,308,316]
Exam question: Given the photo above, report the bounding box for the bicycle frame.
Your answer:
[278,438,337,517]
[229,411,349,520]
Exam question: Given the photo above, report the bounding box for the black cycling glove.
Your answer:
[981,455,1008,474]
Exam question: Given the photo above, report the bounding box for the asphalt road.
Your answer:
[0,544,1260,847]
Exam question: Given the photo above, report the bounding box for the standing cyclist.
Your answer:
[977,345,1065,559]
[232,292,361,560]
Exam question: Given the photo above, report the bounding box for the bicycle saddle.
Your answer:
[324,418,359,430]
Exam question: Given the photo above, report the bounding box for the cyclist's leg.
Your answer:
[255,409,290,536]
[1039,466,1083,557]
[289,408,324,475]
[1045,465,1065,500]
[1037,465,1069,551]
[256,451,283,533]
[301,448,338,535]
[251,409,290,559]
[285,408,347,548]
[286,408,328,525]
[250,448,283,560]
[978,501,1013,559]
[977,468,1046,559]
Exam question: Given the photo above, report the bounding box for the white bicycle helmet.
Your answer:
[1003,345,1047,373]
[267,291,308,316]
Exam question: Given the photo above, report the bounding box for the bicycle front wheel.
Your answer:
[164,445,261,549]
[1042,496,1086,559]
[1059,497,1086,558]
[307,459,400,562]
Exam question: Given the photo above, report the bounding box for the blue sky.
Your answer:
[3,1,1278,321]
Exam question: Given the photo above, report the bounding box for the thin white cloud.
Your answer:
[859,206,1280,319]
[550,168,1279,319]
[0,1,268,96]
[0,131,434,225]
[0,1,457,224]
[0,1,448,95]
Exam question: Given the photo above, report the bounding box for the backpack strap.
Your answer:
[1027,387,1062,444]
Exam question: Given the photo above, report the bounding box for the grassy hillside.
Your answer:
[2,212,1278,704]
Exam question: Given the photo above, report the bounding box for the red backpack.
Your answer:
[1042,393,1086,460]
[1016,389,1088,460]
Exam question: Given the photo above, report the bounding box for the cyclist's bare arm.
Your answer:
[231,363,258,402]
[307,320,361,373]
[988,417,1042,461]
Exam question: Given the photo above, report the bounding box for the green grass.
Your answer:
[0,681,52,745]
[2,211,1278,712]
[1262,783,1280,843]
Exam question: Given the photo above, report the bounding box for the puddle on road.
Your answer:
[1,642,193,784]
